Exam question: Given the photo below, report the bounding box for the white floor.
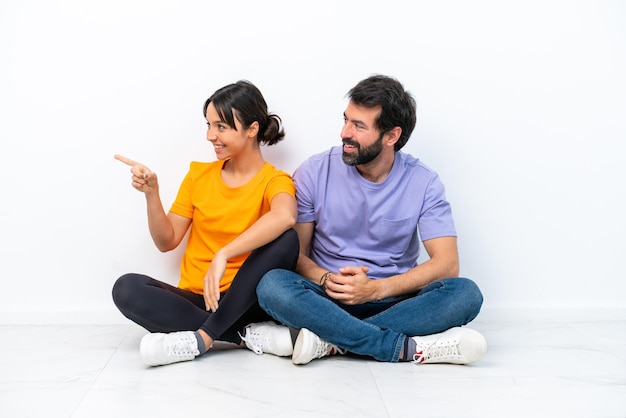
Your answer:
[1,319,625,418]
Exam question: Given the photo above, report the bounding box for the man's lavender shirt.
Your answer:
[294,146,457,279]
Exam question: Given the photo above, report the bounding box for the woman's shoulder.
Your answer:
[260,161,292,179]
[189,159,221,168]
[188,160,223,174]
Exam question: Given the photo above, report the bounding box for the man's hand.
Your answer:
[324,265,379,305]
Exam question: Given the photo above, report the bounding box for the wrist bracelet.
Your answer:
[319,271,332,290]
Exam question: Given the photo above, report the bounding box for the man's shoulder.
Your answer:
[297,146,342,172]
[305,146,341,163]
[396,151,438,177]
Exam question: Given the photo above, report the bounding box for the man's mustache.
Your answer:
[342,138,359,148]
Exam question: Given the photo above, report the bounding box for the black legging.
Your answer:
[112,228,299,344]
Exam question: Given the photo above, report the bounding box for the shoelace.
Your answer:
[412,338,460,363]
[239,329,266,355]
[315,340,333,358]
[315,339,346,358]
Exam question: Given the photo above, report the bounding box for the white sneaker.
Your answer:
[240,321,293,356]
[411,327,487,365]
[140,331,200,366]
[292,328,346,365]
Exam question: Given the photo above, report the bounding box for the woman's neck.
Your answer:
[221,152,265,187]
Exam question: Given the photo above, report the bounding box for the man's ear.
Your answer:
[384,126,402,147]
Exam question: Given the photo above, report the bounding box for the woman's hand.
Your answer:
[114,154,159,194]
[203,251,227,312]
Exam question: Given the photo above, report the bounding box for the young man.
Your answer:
[241,75,487,365]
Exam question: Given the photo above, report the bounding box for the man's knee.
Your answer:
[464,278,483,305]
[455,277,484,321]
[257,268,286,300]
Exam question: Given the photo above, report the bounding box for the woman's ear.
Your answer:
[247,121,260,138]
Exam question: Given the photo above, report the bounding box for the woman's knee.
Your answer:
[277,228,298,246]
[111,273,144,308]
[249,228,299,270]
[270,228,299,265]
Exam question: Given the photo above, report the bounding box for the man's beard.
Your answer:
[341,134,384,166]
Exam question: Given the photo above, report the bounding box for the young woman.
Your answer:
[112,80,298,366]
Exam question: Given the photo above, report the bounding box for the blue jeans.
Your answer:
[257,269,483,362]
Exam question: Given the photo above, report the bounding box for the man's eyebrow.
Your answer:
[343,112,367,127]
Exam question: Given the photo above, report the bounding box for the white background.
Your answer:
[1,0,624,323]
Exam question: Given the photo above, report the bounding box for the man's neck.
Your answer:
[355,152,395,183]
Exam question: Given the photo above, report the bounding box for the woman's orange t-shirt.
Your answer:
[169,160,295,294]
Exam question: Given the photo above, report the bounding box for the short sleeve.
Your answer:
[169,165,194,219]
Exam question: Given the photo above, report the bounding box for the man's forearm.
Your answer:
[295,253,330,285]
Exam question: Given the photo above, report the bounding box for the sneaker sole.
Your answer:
[263,323,294,356]
[139,333,162,366]
[456,328,488,364]
[292,328,315,365]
